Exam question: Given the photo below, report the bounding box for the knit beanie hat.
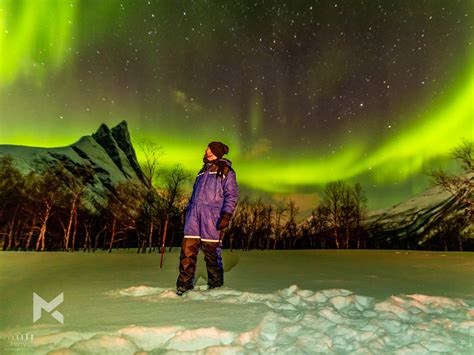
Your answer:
[208,141,229,159]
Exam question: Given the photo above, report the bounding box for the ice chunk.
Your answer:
[321,289,354,298]
[118,325,182,351]
[165,327,235,351]
[331,295,353,310]
[117,285,163,297]
[69,334,139,354]
[374,300,412,321]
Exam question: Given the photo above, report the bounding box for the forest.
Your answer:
[0,141,472,252]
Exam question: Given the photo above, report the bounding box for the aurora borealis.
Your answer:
[0,0,472,214]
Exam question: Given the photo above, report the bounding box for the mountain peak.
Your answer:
[114,120,129,131]
[0,120,149,213]
[91,121,147,187]
[92,121,131,146]
[93,123,112,137]
[111,121,147,184]
[110,120,132,150]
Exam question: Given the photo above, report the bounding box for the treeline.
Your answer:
[0,153,372,252]
[225,181,369,250]
[0,154,189,253]
[0,157,404,252]
[1,139,472,252]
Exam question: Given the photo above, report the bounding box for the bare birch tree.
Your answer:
[137,138,163,187]
[104,180,147,252]
[320,181,346,248]
[0,155,26,250]
[427,139,473,250]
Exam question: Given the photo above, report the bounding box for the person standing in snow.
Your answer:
[176,141,239,295]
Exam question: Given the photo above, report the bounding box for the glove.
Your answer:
[217,212,232,230]
[216,161,228,178]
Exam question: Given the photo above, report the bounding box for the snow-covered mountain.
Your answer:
[295,172,472,248]
[0,120,149,212]
[364,172,473,245]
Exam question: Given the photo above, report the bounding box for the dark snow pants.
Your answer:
[176,237,224,291]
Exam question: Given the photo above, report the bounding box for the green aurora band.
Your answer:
[0,0,472,210]
[0,0,77,88]
[128,68,473,195]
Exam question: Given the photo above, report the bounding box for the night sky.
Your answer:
[0,0,472,214]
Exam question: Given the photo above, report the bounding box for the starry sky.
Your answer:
[0,0,472,215]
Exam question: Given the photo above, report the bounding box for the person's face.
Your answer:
[204,146,218,161]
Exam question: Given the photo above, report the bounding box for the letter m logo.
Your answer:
[33,292,64,324]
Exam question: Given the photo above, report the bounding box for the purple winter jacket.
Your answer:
[185,158,239,215]
[183,158,239,241]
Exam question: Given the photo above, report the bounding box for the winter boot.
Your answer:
[176,286,192,296]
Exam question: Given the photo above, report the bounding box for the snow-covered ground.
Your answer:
[1,249,473,354]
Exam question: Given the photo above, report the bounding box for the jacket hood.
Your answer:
[217,157,232,167]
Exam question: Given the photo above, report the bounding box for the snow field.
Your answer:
[21,284,474,354]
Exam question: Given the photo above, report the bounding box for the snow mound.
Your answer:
[16,285,474,353]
